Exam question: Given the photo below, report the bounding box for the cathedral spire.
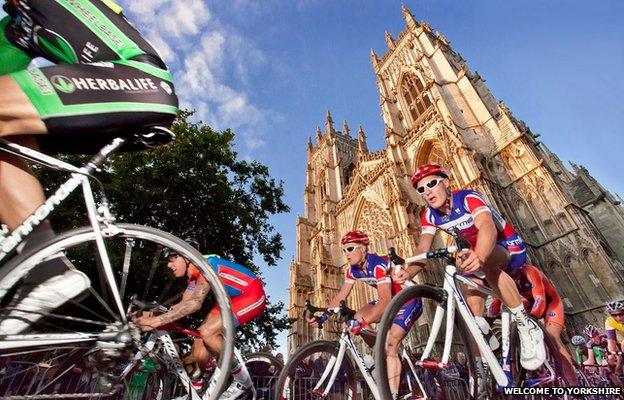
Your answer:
[342,120,351,137]
[357,125,368,153]
[307,136,313,149]
[316,125,322,142]
[325,110,335,135]
[401,5,418,29]
[370,49,379,69]
[384,30,395,49]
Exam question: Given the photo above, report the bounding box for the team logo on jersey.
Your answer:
[51,75,76,94]
[160,81,173,95]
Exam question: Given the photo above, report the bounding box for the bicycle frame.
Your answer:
[313,328,379,399]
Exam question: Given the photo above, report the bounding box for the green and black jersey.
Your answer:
[0,0,179,153]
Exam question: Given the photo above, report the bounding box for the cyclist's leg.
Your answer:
[386,297,422,397]
[544,306,578,384]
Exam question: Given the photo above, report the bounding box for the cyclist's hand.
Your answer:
[133,315,160,332]
[457,249,482,273]
[308,313,328,328]
[346,318,367,335]
[393,267,411,284]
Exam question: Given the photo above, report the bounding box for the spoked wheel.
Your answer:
[0,224,234,399]
[374,284,477,400]
[274,340,357,400]
[510,319,567,400]
[244,352,283,399]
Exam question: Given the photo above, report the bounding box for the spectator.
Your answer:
[295,356,314,379]
[456,352,469,382]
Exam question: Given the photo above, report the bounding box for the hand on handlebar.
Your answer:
[392,267,411,284]
[307,312,328,328]
[346,318,367,335]
[456,249,483,273]
[132,315,161,332]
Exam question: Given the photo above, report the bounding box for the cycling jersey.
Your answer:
[586,336,608,364]
[344,253,402,295]
[0,0,178,154]
[605,316,624,344]
[420,189,527,274]
[514,264,564,327]
[187,255,266,327]
[344,253,422,331]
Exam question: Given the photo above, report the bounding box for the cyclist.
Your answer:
[583,325,608,367]
[394,164,546,371]
[308,230,422,400]
[604,301,624,375]
[133,238,266,399]
[0,0,178,333]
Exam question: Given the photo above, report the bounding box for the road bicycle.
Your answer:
[0,132,235,399]
[274,300,468,400]
[373,231,566,400]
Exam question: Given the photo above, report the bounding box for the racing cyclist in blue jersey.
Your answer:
[309,230,422,400]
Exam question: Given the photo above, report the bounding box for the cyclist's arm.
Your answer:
[584,345,597,365]
[155,279,211,326]
[606,328,619,353]
[327,282,354,309]
[470,212,497,266]
[524,267,546,318]
[403,232,434,279]
[366,281,392,324]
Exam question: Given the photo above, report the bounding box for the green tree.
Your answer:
[38,110,291,348]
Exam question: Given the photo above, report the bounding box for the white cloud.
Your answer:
[119,1,278,153]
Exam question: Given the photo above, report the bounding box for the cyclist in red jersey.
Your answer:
[489,263,577,384]
[133,238,266,399]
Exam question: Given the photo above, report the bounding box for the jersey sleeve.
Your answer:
[463,191,491,219]
[420,209,437,235]
[344,267,355,285]
[373,262,391,286]
[523,265,546,318]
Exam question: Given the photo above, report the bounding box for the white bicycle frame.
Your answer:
[400,247,556,388]
[313,327,427,400]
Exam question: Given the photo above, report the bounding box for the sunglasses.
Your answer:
[611,312,624,317]
[415,178,442,194]
[342,246,362,254]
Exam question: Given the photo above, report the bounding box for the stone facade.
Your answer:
[287,6,624,354]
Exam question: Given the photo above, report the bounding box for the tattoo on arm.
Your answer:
[156,281,211,326]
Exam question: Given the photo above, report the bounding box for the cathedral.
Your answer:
[287,6,624,353]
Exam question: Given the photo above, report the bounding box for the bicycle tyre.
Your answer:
[244,352,283,399]
[274,340,357,400]
[374,284,478,400]
[0,223,234,400]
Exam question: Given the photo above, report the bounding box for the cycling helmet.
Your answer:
[163,238,201,259]
[570,335,587,346]
[583,325,600,338]
[410,164,449,188]
[341,230,369,246]
[606,300,624,314]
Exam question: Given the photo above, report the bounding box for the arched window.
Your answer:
[401,73,433,122]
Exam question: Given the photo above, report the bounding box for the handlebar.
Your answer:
[127,294,170,315]
[304,300,356,329]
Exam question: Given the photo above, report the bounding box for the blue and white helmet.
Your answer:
[606,300,624,314]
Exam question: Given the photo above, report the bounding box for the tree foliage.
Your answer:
[37,110,291,348]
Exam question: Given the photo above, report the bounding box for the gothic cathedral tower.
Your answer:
[288,6,624,352]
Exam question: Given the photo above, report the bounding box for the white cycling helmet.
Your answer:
[606,300,624,314]
[583,325,600,338]
[571,335,587,346]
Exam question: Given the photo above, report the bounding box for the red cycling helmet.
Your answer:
[411,164,449,188]
[341,230,369,246]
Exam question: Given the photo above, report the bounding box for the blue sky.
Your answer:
[3,1,621,353]
[115,0,624,353]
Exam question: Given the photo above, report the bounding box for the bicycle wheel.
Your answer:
[509,319,567,399]
[374,284,478,400]
[244,352,283,399]
[0,223,234,400]
[274,340,357,400]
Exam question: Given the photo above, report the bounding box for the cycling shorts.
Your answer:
[543,293,564,328]
[1,1,178,154]
[496,233,527,276]
[369,297,423,332]
[208,278,266,327]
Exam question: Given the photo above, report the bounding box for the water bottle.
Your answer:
[475,316,500,351]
